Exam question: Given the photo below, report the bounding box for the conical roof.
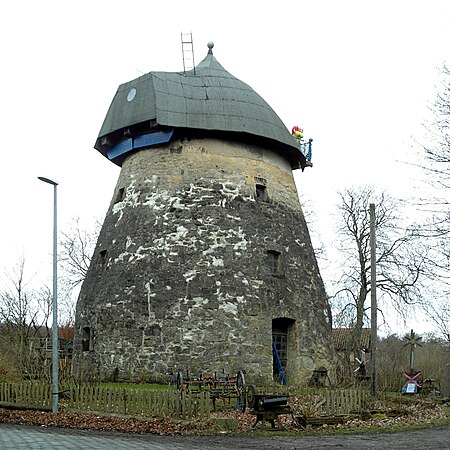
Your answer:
[95,44,304,168]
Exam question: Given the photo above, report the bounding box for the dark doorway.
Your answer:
[272,318,295,384]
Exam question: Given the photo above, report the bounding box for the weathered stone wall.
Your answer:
[72,137,333,384]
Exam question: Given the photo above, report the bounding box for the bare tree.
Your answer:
[330,186,425,379]
[0,257,52,380]
[59,217,100,287]
[0,216,100,380]
[299,193,327,264]
[422,65,450,186]
[414,64,450,342]
[58,217,100,327]
[423,298,450,344]
[377,334,405,392]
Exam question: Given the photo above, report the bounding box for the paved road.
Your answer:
[0,423,449,449]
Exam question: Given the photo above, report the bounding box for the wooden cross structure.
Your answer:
[402,329,422,394]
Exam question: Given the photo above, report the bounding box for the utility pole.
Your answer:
[370,203,377,398]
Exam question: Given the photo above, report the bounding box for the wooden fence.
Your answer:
[264,387,369,417]
[69,386,210,420]
[323,388,367,415]
[0,383,366,419]
[0,383,210,420]
[0,382,52,409]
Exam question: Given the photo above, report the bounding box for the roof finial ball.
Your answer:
[207,41,214,54]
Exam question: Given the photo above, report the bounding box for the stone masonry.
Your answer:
[72,136,334,384]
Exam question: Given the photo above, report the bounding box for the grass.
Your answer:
[98,382,173,391]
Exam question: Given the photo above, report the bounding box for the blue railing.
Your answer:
[298,138,313,162]
[272,338,287,385]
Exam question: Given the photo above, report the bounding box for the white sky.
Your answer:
[1,1,449,336]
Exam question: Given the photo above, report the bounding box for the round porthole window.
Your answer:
[127,88,137,102]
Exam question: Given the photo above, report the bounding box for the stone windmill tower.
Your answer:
[72,42,333,385]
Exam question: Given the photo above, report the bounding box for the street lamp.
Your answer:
[38,176,59,413]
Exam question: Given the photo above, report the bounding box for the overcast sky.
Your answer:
[1,1,449,335]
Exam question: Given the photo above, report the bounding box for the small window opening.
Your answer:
[82,326,93,352]
[256,184,269,202]
[115,187,125,204]
[267,250,281,274]
[99,250,107,266]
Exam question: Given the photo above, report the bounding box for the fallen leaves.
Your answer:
[0,409,204,435]
[0,394,447,435]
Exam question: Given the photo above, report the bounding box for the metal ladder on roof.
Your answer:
[181,32,196,75]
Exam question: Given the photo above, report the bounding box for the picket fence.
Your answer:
[323,388,367,415]
[0,383,210,420]
[0,383,367,420]
[0,382,52,409]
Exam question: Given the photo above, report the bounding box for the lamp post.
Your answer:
[38,176,59,413]
[369,203,377,398]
